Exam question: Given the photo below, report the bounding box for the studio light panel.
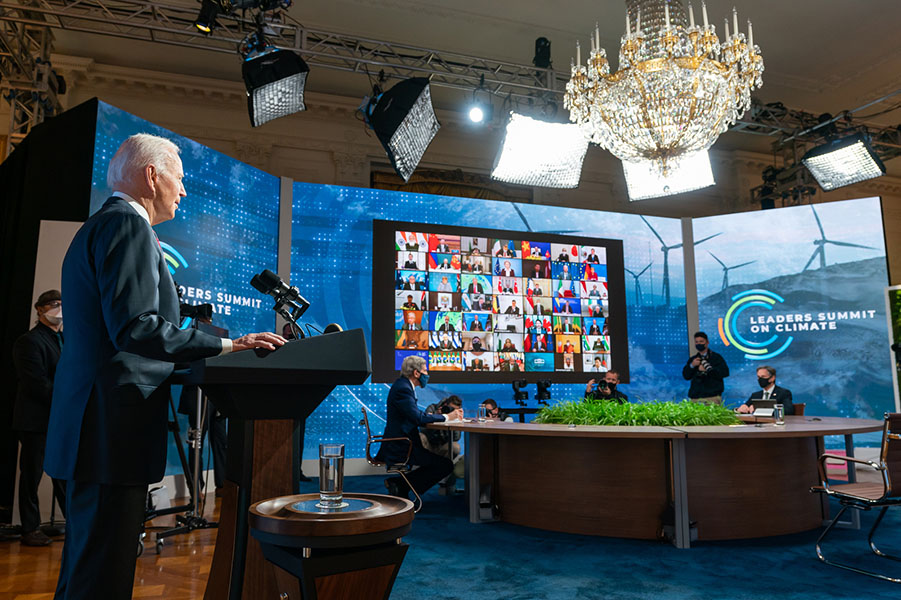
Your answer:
[491,112,588,188]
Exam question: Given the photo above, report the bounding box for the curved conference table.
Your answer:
[428,416,882,548]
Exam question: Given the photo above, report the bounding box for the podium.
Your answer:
[181,329,370,600]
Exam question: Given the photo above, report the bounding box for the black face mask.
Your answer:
[695,343,707,352]
[758,377,771,388]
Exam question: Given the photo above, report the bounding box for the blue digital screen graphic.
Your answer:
[692,198,892,435]
[91,102,280,474]
[292,183,689,459]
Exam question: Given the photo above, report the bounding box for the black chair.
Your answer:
[812,412,901,583]
[361,409,422,512]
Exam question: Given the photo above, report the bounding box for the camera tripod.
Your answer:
[141,386,218,555]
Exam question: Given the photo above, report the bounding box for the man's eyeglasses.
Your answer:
[41,301,62,308]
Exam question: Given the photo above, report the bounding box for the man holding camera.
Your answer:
[585,370,628,403]
[682,331,730,405]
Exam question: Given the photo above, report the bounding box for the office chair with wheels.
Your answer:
[361,409,422,512]
[812,412,901,583]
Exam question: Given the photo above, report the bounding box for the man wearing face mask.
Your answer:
[682,331,730,405]
[11,290,67,546]
[376,355,463,500]
[584,370,628,403]
[737,366,794,415]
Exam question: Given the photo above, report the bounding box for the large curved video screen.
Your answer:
[372,220,629,383]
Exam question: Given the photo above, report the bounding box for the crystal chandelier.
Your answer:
[564,0,763,174]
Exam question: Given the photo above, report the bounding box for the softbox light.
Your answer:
[801,133,886,191]
[491,112,588,188]
[622,150,715,201]
[364,77,440,182]
[242,49,309,128]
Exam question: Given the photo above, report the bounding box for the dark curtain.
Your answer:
[0,98,99,512]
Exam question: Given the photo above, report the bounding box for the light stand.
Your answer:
[536,379,552,406]
[512,379,529,407]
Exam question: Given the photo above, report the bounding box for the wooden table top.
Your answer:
[430,420,683,438]
[428,416,883,439]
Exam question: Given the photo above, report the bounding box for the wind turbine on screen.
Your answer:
[708,251,754,291]
[624,262,652,305]
[640,215,720,306]
[511,203,578,235]
[803,204,876,271]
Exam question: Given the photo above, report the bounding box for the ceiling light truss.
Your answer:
[0,0,566,101]
[1,0,898,170]
[0,2,62,156]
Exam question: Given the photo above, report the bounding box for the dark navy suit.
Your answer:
[744,385,795,415]
[376,377,452,495]
[45,197,224,599]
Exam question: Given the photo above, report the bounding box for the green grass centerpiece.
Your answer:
[533,400,742,427]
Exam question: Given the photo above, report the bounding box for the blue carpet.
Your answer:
[300,476,901,599]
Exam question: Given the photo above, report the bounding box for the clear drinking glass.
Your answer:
[318,443,345,508]
[477,404,487,422]
[773,404,785,426]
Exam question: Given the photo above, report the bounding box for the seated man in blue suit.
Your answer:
[44,134,286,600]
[736,365,794,415]
[377,355,462,499]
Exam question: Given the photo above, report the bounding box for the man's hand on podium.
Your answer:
[232,332,288,352]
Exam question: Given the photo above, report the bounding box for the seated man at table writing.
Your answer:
[736,365,794,415]
[585,370,628,403]
[377,356,463,500]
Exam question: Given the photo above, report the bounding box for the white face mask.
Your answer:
[43,306,63,326]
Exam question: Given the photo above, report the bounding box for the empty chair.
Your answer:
[811,412,901,583]
[361,408,422,512]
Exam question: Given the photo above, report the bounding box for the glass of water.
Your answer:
[478,404,487,422]
[318,443,345,509]
[773,404,785,426]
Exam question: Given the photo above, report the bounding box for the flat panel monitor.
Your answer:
[372,220,629,383]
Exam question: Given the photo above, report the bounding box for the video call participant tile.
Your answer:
[429,291,461,312]
[555,334,580,354]
[396,310,427,330]
[397,270,427,290]
[395,329,428,351]
[397,251,426,271]
[555,352,580,372]
[464,351,496,372]
[396,291,427,311]
[462,332,493,352]
[522,241,551,260]
[583,352,610,373]
[430,330,462,351]
[429,351,462,371]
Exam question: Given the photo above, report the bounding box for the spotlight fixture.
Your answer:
[533,37,551,69]
[622,150,715,201]
[801,133,886,191]
[193,0,219,33]
[361,77,440,182]
[467,75,493,124]
[491,112,588,188]
[242,48,309,127]
[194,0,291,35]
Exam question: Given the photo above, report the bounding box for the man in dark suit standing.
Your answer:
[378,356,462,498]
[468,280,484,294]
[737,365,794,415]
[12,290,67,547]
[44,134,285,600]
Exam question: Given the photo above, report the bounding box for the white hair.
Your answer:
[401,355,426,377]
[106,133,181,190]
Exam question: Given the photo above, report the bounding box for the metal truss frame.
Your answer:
[1,0,898,178]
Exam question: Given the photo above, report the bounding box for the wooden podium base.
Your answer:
[249,493,415,600]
